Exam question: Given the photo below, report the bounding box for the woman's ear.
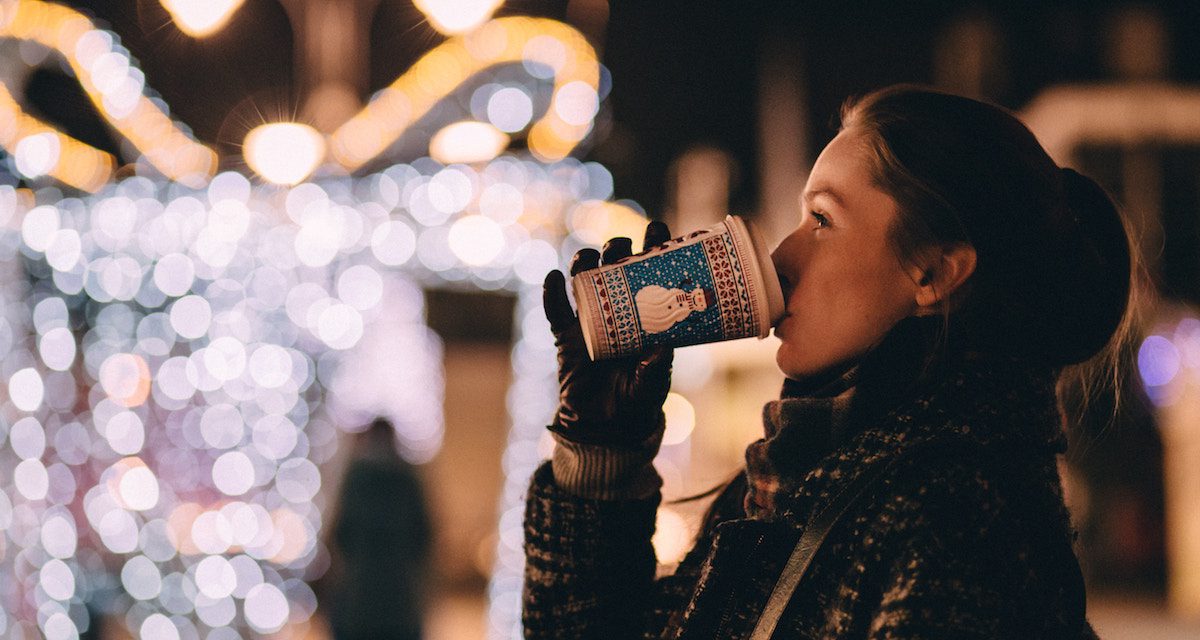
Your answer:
[912,243,976,311]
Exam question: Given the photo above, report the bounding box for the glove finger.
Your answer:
[635,346,674,398]
[542,270,575,335]
[601,237,633,265]
[644,221,671,249]
[570,248,601,276]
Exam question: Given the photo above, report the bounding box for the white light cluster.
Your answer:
[0,152,627,639]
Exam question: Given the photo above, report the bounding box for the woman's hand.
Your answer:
[542,221,674,448]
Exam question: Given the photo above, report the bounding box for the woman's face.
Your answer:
[771,128,922,379]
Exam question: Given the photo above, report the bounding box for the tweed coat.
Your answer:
[523,322,1098,639]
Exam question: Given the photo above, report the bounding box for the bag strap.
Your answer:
[748,442,924,640]
[749,438,1087,640]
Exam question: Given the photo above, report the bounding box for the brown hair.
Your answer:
[839,85,1137,374]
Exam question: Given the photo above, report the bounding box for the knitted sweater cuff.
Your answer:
[551,428,664,500]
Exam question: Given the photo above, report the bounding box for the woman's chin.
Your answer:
[775,341,809,379]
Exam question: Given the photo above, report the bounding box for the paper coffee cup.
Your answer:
[572,215,785,360]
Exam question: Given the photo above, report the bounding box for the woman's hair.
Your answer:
[839,85,1138,373]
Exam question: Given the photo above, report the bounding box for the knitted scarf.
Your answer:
[742,316,1065,520]
[743,368,859,517]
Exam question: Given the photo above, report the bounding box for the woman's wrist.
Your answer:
[550,425,664,500]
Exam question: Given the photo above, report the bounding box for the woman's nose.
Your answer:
[771,234,802,297]
[770,234,799,274]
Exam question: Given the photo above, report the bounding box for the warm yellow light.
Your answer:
[331,17,600,171]
[243,123,326,185]
[413,0,504,35]
[662,392,696,446]
[568,200,648,252]
[161,0,246,38]
[429,121,509,164]
[0,1,216,186]
[651,508,692,565]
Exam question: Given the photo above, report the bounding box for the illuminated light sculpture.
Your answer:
[0,0,217,188]
[1,4,599,191]
[0,160,636,639]
[330,16,601,169]
[0,158,636,638]
[160,0,247,38]
[0,3,637,638]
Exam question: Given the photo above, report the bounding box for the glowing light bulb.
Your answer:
[244,123,326,186]
[161,0,247,38]
[429,121,509,164]
[413,0,504,35]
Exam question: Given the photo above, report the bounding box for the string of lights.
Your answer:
[330,16,602,172]
[0,3,674,637]
[0,153,648,638]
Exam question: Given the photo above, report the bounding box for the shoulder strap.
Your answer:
[749,439,1088,640]
[748,442,926,640]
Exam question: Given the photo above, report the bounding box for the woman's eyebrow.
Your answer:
[802,188,846,208]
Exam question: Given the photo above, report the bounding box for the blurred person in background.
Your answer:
[525,85,1136,638]
[321,418,432,640]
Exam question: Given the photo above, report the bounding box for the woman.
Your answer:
[323,419,432,640]
[525,86,1133,638]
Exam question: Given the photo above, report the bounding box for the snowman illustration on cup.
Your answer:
[635,279,717,334]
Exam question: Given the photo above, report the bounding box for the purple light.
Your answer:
[1139,335,1181,388]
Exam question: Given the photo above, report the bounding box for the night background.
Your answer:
[23,2,1196,201]
[2,1,1200,638]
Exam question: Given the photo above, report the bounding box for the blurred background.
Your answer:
[0,0,1199,638]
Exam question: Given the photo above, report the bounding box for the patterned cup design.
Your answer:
[572,215,784,360]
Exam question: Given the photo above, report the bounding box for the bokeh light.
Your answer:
[0,9,624,637]
[662,392,697,446]
[1138,317,1200,408]
[13,131,61,178]
[244,123,327,186]
[568,199,649,251]
[0,147,642,637]
[161,0,248,38]
[413,0,505,35]
[651,507,692,566]
[430,121,511,165]
[0,2,217,188]
[487,86,535,132]
[1140,334,1181,388]
[330,17,601,169]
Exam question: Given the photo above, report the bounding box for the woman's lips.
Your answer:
[777,273,793,300]
[773,312,792,336]
[773,273,794,331]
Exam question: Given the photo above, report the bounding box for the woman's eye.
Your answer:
[811,211,830,228]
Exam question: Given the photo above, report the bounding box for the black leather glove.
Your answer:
[542,221,674,448]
